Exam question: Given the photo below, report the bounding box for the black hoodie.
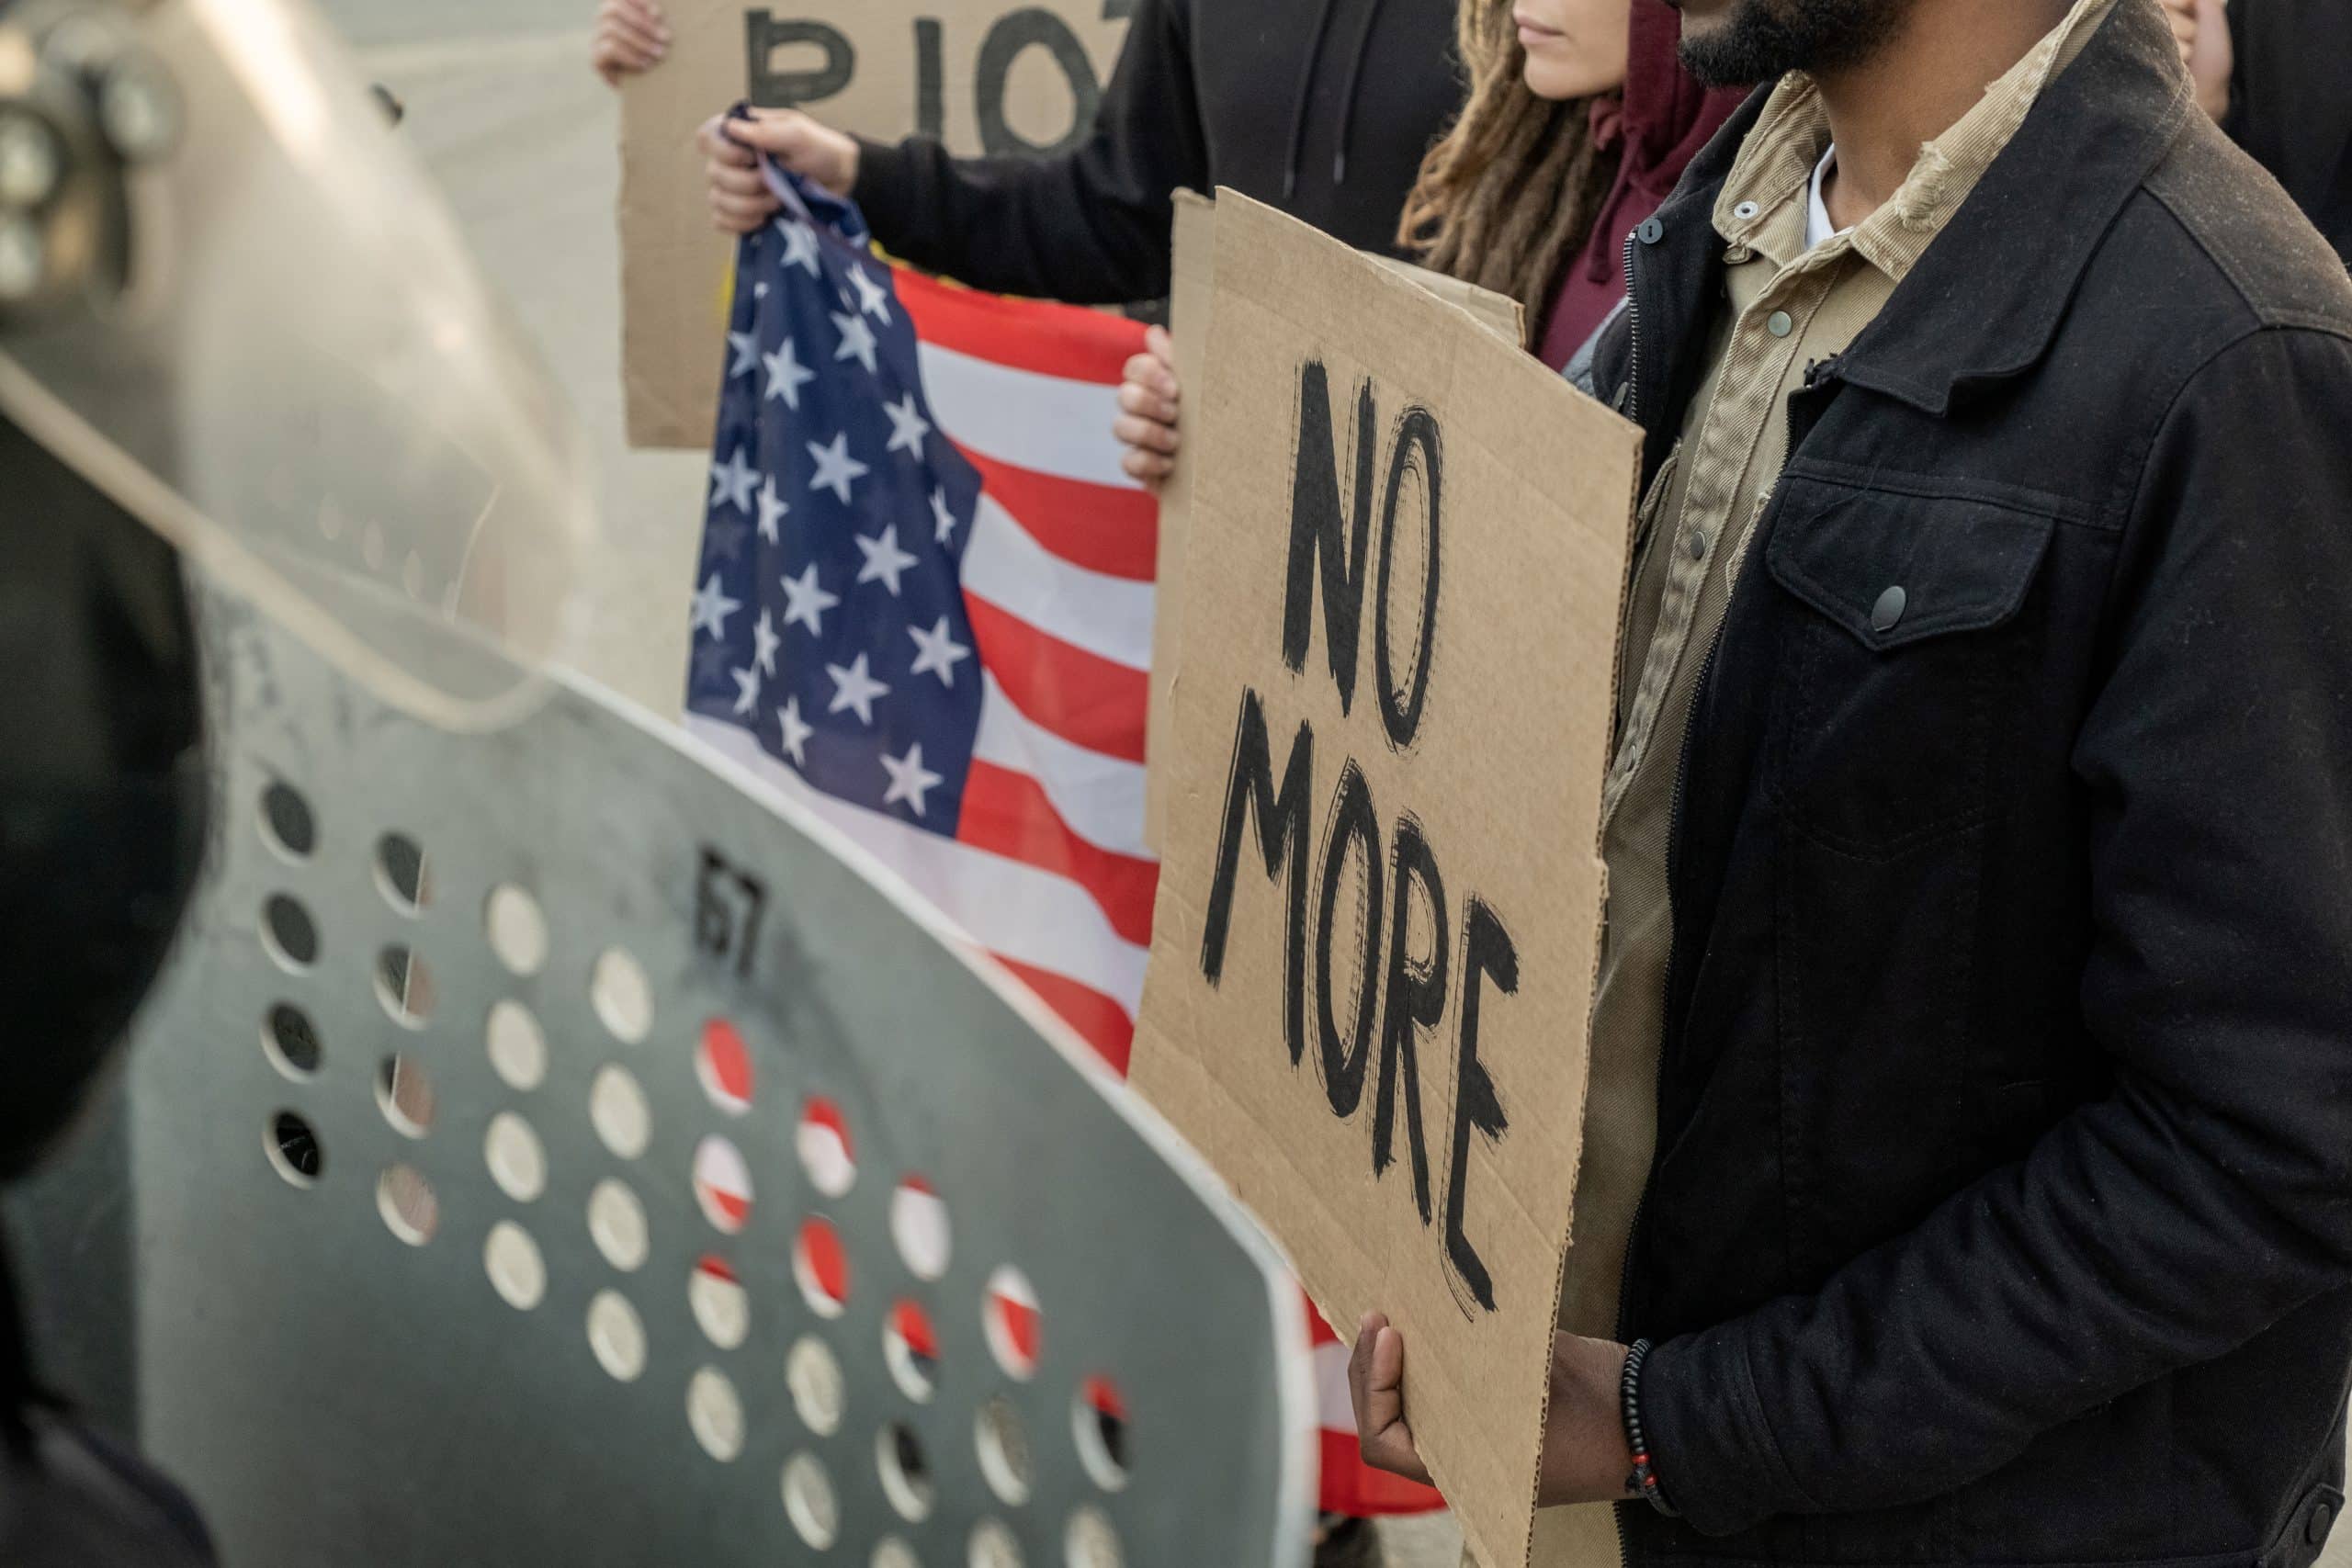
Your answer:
[2226,0,2352,264]
[851,0,1463,304]
[0,1242,216,1566]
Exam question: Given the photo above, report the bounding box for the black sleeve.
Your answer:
[850,0,1207,304]
[1637,326,2352,1535]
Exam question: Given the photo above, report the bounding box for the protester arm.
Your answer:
[1637,326,2352,1535]
[850,0,1205,304]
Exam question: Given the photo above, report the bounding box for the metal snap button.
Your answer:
[1686,529,1707,560]
[1871,585,1907,633]
[1767,310,1794,338]
[2309,1500,2335,1545]
[1637,217,1665,245]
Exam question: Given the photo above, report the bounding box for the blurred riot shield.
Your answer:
[0,0,1314,1555]
[13,570,1313,1568]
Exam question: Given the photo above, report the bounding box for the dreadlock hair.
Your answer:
[1398,0,1622,345]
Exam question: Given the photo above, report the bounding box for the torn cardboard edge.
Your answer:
[1371,255,1530,349]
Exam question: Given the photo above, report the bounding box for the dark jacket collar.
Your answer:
[1829,0,2195,413]
[1617,87,1770,476]
[1634,0,2196,429]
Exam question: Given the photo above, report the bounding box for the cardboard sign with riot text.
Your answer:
[617,0,1131,447]
[1130,192,1639,1568]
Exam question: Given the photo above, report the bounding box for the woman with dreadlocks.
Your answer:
[1114,0,1747,480]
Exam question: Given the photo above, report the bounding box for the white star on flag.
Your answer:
[752,609,781,676]
[776,217,820,275]
[883,393,932,457]
[879,741,943,818]
[854,525,920,595]
[731,665,761,716]
[727,330,758,378]
[755,478,790,544]
[849,265,892,324]
[752,280,767,299]
[907,616,971,687]
[831,310,879,374]
[930,487,957,545]
[709,447,759,514]
[780,562,840,636]
[763,339,815,409]
[689,573,741,639]
[824,652,890,726]
[807,432,870,504]
[775,695,813,766]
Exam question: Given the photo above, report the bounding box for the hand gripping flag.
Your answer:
[682,162,1442,1520]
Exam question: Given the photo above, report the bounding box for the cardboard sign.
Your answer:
[617,0,1132,448]
[1143,195,1527,852]
[1129,191,1639,1568]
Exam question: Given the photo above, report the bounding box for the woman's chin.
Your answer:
[1521,57,1612,102]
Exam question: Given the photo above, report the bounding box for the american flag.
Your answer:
[681,166,1440,1519]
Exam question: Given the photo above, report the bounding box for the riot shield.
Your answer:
[13,571,1313,1568]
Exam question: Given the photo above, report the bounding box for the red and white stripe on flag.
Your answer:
[694,269,1440,1518]
[893,272,1159,1073]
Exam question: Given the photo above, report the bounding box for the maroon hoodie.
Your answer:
[1536,0,1749,368]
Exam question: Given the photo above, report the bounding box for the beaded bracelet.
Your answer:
[1620,1337,1680,1517]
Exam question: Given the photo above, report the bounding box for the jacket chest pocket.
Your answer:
[1763,477,2055,858]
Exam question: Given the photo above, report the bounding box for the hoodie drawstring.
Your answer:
[1330,0,1388,186]
[1283,0,1344,200]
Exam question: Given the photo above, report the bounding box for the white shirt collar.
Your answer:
[1806,144,1846,250]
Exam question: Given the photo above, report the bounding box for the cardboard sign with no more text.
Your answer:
[1130,190,1640,1568]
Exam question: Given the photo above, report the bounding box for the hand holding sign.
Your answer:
[1346,1314,1430,1485]
[593,0,671,83]
[1348,1314,1642,1507]
[1114,324,1181,486]
[1532,1333,1640,1508]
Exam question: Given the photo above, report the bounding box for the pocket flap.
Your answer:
[1765,475,2056,651]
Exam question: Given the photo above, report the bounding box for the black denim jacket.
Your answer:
[1587,2,2352,1562]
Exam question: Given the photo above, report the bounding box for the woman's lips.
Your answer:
[1513,13,1565,45]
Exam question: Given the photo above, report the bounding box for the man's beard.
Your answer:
[1678,0,1917,87]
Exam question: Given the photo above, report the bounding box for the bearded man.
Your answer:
[1345,0,2352,1564]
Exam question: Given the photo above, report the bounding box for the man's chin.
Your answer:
[1667,0,1739,40]
[1670,0,1747,75]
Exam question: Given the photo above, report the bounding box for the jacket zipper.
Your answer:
[1620,229,1647,424]
[1613,220,1652,1568]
